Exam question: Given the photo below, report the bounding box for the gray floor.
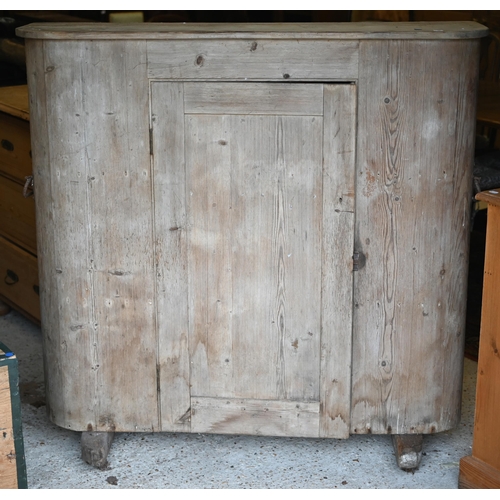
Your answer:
[1,308,477,489]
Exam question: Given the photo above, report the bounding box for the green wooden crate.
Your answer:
[0,341,27,489]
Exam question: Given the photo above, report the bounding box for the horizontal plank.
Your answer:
[148,40,358,81]
[191,397,320,437]
[184,82,323,115]
[17,22,488,40]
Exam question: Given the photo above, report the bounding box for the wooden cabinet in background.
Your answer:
[18,21,487,468]
[0,85,40,324]
[459,190,500,489]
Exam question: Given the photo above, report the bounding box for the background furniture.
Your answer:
[0,85,40,324]
[459,190,500,488]
[0,342,27,489]
[18,21,487,469]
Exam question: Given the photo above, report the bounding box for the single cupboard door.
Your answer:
[151,82,356,438]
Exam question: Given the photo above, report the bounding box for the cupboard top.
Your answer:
[16,21,488,40]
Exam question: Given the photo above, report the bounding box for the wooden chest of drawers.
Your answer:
[0,85,40,324]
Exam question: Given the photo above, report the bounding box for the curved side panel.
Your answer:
[352,39,480,434]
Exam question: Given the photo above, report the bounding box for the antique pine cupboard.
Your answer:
[17,22,488,468]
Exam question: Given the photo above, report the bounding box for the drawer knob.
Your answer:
[4,269,19,285]
[1,138,14,151]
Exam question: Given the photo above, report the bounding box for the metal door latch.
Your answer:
[23,175,34,198]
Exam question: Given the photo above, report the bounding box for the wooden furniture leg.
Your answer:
[81,431,114,469]
[392,434,423,471]
[459,190,500,488]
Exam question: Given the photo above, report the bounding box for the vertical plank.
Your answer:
[352,39,480,434]
[186,114,234,398]
[151,82,191,431]
[320,84,357,438]
[471,199,500,470]
[80,41,158,432]
[32,40,96,430]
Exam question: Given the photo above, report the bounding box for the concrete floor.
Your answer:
[1,308,478,489]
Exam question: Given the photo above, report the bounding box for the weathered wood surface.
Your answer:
[458,191,500,486]
[151,82,355,437]
[185,104,324,402]
[17,21,488,40]
[319,84,356,438]
[27,40,158,432]
[191,397,320,437]
[21,27,483,440]
[351,39,480,435]
[148,40,358,81]
[151,82,191,433]
[183,82,324,115]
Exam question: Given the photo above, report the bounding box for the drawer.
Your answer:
[0,112,32,183]
[147,39,359,81]
[0,175,37,254]
[0,235,40,323]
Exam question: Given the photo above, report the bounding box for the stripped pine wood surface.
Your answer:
[185,108,325,402]
[18,24,485,441]
[147,40,359,81]
[151,82,191,432]
[28,40,159,432]
[319,84,356,438]
[17,22,488,40]
[351,39,480,435]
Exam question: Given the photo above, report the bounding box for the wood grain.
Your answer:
[184,82,324,116]
[17,22,488,40]
[148,40,358,81]
[470,199,500,470]
[351,39,480,434]
[185,106,324,402]
[191,397,320,437]
[459,456,500,489]
[319,84,356,438]
[73,40,158,432]
[151,82,191,432]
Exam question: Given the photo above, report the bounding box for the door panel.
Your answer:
[151,82,356,437]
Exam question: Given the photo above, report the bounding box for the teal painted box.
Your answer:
[0,341,27,488]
